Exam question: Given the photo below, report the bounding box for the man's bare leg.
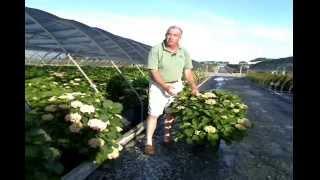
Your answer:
[146,115,158,145]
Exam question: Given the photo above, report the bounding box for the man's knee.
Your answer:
[147,114,159,121]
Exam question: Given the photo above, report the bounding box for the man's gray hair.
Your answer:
[166,25,183,35]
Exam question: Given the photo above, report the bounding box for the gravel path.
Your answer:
[86,76,293,180]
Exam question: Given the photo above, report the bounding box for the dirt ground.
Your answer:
[86,76,293,180]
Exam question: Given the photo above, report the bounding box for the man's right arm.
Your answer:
[147,46,175,95]
[150,70,175,96]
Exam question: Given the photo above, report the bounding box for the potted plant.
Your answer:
[169,87,253,153]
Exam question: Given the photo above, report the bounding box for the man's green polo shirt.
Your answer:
[147,42,193,82]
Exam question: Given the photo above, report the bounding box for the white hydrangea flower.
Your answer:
[63,83,68,86]
[73,82,80,86]
[65,86,70,89]
[117,144,123,151]
[107,146,120,159]
[74,78,81,81]
[34,129,52,142]
[44,105,58,112]
[235,124,247,130]
[190,97,197,101]
[240,104,248,109]
[237,118,247,124]
[205,99,216,105]
[177,105,185,110]
[202,92,217,98]
[70,92,85,96]
[233,109,240,113]
[53,82,58,85]
[52,72,65,77]
[65,113,82,123]
[70,100,83,108]
[194,130,201,135]
[95,99,100,103]
[27,83,32,86]
[237,118,252,128]
[69,80,74,83]
[223,100,231,104]
[41,114,54,121]
[204,126,217,133]
[230,103,235,108]
[88,138,105,148]
[69,122,83,133]
[80,104,95,114]
[58,93,75,100]
[41,85,47,88]
[116,126,123,132]
[221,115,228,119]
[87,119,108,131]
[48,96,57,102]
[106,120,111,126]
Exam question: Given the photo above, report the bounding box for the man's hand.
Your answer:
[191,85,200,96]
[150,70,177,96]
[184,69,199,96]
[163,84,176,96]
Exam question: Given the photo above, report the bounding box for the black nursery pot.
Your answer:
[60,149,88,174]
[191,139,221,154]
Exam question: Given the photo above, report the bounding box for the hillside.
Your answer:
[249,57,293,73]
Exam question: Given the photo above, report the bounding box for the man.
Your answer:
[145,25,199,155]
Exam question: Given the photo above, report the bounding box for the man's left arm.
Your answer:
[184,69,199,95]
[183,49,199,95]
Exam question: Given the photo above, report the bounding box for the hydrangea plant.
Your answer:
[26,70,126,176]
[169,87,253,151]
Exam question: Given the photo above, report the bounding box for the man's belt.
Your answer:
[166,80,179,83]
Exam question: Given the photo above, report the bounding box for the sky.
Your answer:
[25,0,293,63]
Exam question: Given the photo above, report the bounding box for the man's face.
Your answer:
[165,28,181,47]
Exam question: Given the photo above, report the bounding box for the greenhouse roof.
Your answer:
[25,7,151,65]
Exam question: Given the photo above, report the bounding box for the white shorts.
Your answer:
[148,80,184,117]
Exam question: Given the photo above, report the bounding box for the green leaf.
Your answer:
[186,137,193,144]
[207,133,219,142]
[43,147,61,161]
[192,135,200,143]
[33,171,50,180]
[103,100,113,108]
[112,103,123,114]
[199,118,209,128]
[44,161,64,175]
[95,145,113,164]
[183,129,194,137]
[25,145,39,159]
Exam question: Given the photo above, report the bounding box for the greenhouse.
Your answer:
[25,6,292,180]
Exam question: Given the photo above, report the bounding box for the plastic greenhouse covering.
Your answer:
[25,7,151,122]
[25,7,151,66]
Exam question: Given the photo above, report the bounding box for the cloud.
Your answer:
[45,9,292,63]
